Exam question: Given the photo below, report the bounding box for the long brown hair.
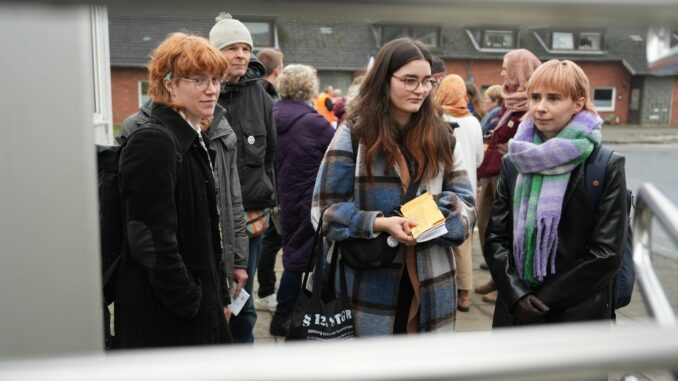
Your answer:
[350,38,453,182]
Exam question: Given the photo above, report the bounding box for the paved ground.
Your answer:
[251,230,674,343]
[601,124,678,145]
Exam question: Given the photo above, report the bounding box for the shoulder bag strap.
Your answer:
[585,144,614,208]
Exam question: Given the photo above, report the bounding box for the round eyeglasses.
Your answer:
[392,75,437,92]
[180,76,223,92]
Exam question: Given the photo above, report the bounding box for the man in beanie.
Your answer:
[210,12,276,344]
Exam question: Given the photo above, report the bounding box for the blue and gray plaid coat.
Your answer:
[311,124,476,335]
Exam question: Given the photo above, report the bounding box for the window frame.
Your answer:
[376,24,441,47]
[138,80,150,108]
[241,19,277,49]
[482,30,515,49]
[592,87,616,112]
[548,30,605,52]
[578,32,602,51]
[551,31,575,50]
[465,27,518,52]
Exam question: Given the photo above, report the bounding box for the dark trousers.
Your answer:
[273,270,303,317]
[257,223,281,298]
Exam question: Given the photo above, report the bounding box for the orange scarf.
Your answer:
[434,74,470,117]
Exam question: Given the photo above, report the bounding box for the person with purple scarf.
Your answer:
[484,59,628,327]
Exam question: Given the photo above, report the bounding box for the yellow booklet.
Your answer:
[399,192,447,242]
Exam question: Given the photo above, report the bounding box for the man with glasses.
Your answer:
[210,12,276,344]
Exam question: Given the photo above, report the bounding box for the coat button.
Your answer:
[592,180,601,188]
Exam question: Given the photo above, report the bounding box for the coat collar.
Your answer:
[148,103,201,154]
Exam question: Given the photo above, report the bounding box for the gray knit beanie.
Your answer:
[209,12,253,51]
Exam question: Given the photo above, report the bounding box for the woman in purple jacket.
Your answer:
[269,64,336,336]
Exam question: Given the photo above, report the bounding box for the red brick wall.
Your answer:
[442,59,632,124]
[577,62,631,125]
[672,77,678,126]
[111,67,148,126]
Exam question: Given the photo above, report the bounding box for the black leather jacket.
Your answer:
[485,145,627,327]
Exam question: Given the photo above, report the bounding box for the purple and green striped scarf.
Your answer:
[508,111,602,283]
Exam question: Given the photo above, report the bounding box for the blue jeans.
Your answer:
[274,270,303,317]
[229,234,263,343]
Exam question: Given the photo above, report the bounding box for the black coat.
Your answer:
[485,145,627,327]
[115,103,231,348]
[218,57,276,211]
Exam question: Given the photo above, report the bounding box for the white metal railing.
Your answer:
[632,183,678,327]
[0,323,677,381]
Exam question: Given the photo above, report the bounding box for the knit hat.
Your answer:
[209,12,253,51]
[431,56,446,75]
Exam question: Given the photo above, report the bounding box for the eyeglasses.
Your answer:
[180,76,223,92]
[392,75,437,92]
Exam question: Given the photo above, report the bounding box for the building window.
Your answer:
[579,32,601,51]
[550,31,603,51]
[243,21,275,48]
[552,32,574,50]
[379,25,440,47]
[138,80,150,107]
[593,87,616,111]
[483,30,514,49]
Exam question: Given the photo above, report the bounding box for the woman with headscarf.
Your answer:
[475,49,541,303]
[434,74,484,312]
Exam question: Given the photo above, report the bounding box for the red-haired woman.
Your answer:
[116,33,232,348]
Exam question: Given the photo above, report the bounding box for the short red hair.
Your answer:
[147,32,228,106]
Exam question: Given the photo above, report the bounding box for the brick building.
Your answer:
[108,7,678,126]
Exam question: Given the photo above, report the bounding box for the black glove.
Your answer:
[514,294,550,324]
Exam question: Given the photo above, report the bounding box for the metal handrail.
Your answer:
[632,183,678,327]
[0,323,678,381]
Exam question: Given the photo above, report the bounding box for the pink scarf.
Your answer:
[500,49,541,113]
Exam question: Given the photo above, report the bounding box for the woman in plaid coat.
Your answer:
[311,38,476,336]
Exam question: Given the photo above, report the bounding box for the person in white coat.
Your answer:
[434,74,484,311]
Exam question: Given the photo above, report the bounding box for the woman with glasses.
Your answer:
[312,37,476,336]
[115,32,232,348]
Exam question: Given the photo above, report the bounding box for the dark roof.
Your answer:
[277,17,374,70]
[108,7,657,75]
[109,8,214,67]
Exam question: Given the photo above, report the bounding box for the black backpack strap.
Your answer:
[503,157,518,196]
[585,144,614,208]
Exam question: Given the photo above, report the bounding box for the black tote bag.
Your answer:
[286,223,354,342]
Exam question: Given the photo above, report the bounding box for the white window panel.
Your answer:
[593,87,616,112]
[552,32,574,50]
[579,32,601,51]
[138,80,149,108]
[484,30,513,49]
[243,21,275,48]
